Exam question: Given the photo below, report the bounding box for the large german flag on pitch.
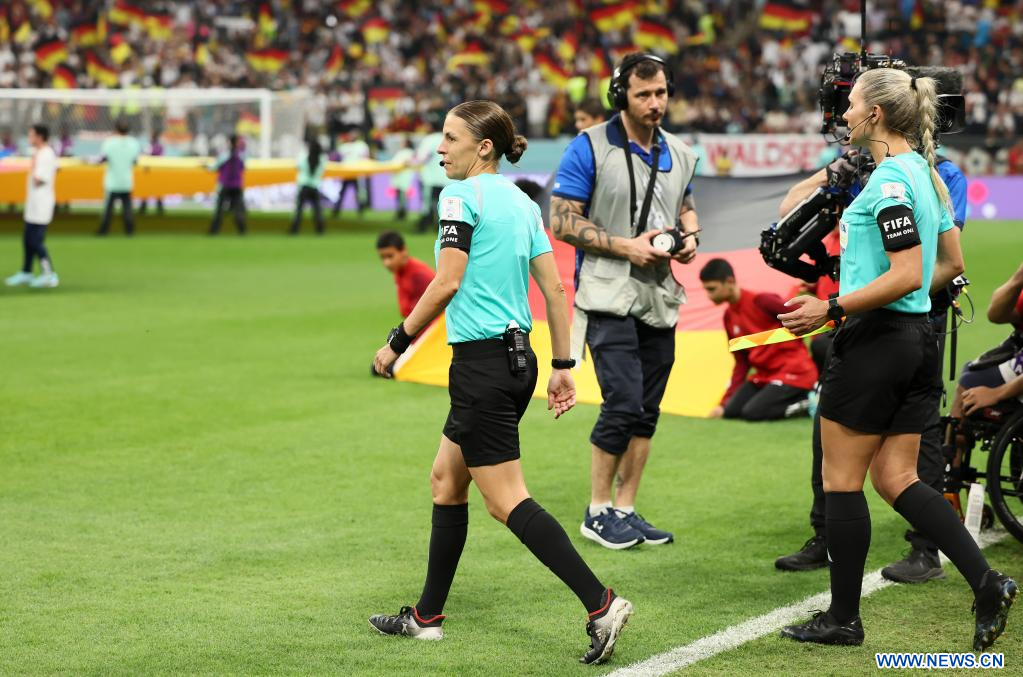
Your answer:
[759,1,814,34]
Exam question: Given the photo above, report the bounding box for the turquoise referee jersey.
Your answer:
[434,173,553,343]
[838,152,955,314]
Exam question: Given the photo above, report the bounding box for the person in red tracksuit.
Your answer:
[376,230,435,318]
[700,258,817,420]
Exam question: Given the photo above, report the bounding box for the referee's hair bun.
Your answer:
[506,135,528,164]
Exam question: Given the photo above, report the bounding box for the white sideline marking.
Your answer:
[607,530,1010,677]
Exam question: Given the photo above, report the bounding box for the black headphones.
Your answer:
[607,53,675,111]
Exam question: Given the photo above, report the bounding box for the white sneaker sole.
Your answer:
[592,598,634,664]
[580,523,643,550]
[640,534,674,545]
[368,619,443,641]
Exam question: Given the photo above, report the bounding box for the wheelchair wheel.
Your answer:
[985,408,1023,543]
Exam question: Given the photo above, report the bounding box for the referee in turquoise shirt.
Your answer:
[778,68,1016,650]
[370,101,632,665]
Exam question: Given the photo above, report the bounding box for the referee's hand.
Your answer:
[778,295,829,336]
[547,369,577,419]
[374,344,399,378]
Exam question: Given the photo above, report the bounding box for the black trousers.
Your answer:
[417,185,444,233]
[723,381,809,421]
[333,179,367,214]
[587,314,675,455]
[98,191,135,235]
[290,186,324,234]
[22,221,52,273]
[209,187,246,234]
[810,314,947,553]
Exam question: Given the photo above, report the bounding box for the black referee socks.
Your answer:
[893,481,989,594]
[506,498,606,614]
[416,503,469,618]
[825,491,871,625]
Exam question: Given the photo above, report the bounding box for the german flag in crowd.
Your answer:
[109,0,144,28]
[85,52,119,87]
[759,1,814,34]
[146,13,174,41]
[246,48,288,73]
[512,27,537,53]
[71,18,103,46]
[258,3,276,38]
[52,63,75,89]
[610,43,640,64]
[591,47,611,79]
[634,19,677,54]
[236,111,261,137]
[498,14,520,36]
[325,45,343,79]
[558,32,580,63]
[447,42,490,72]
[29,0,53,20]
[338,0,371,19]
[591,1,637,33]
[910,0,924,30]
[473,0,509,15]
[362,17,389,44]
[13,18,33,44]
[109,33,132,64]
[535,52,570,88]
[34,37,68,72]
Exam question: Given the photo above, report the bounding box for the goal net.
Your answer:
[0,88,310,159]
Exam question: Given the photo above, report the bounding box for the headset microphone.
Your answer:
[840,112,876,144]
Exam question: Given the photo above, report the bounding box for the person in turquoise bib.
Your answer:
[96,119,141,236]
[289,137,326,234]
[369,100,632,665]
[778,68,1016,650]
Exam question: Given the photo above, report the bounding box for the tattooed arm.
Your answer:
[549,196,669,267]
[673,191,699,264]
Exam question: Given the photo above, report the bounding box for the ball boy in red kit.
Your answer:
[700,258,817,420]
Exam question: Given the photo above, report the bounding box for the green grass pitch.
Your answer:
[1,217,1022,675]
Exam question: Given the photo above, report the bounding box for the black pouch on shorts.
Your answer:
[503,323,528,375]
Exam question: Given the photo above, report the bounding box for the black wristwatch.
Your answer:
[551,358,576,370]
[387,323,414,354]
[827,297,845,323]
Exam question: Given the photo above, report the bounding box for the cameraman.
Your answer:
[550,54,699,550]
[774,147,968,581]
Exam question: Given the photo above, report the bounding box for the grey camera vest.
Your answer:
[574,118,698,329]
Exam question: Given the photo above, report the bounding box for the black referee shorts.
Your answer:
[818,308,941,434]
[443,337,538,467]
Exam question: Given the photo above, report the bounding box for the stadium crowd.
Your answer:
[2,0,1022,150]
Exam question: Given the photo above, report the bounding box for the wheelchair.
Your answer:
[943,398,1023,543]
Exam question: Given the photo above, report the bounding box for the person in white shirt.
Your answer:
[6,124,59,289]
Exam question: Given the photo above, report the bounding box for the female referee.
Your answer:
[777,68,1016,650]
[368,101,632,665]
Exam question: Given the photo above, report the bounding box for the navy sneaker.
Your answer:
[616,510,673,545]
[580,507,644,550]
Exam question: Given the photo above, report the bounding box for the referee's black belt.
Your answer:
[452,335,531,360]
[854,308,929,324]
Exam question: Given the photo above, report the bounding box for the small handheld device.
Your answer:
[503,321,528,375]
[652,228,700,255]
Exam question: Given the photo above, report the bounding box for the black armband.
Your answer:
[876,205,920,251]
[439,220,474,252]
[387,322,414,354]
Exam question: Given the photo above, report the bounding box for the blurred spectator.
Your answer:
[289,136,326,235]
[573,98,607,133]
[97,118,140,236]
[208,134,246,235]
